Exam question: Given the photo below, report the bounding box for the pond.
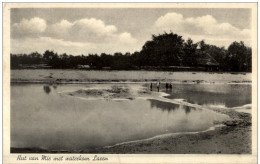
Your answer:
[11,83,250,151]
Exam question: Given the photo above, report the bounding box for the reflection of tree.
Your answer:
[149,99,179,112]
[149,99,198,114]
[43,85,51,94]
[183,105,197,114]
[52,85,57,89]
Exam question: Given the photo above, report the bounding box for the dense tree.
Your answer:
[227,41,252,72]
[140,32,184,66]
[10,33,252,72]
[10,52,43,69]
[183,38,198,66]
[184,38,198,56]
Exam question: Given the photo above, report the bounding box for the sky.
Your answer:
[11,8,251,55]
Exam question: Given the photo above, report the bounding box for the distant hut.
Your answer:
[77,65,90,69]
[196,52,219,71]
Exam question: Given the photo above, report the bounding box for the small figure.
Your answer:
[150,83,153,91]
[157,81,160,92]
[169,83,172,90]
[166,83,169,89]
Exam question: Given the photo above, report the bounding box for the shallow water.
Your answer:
[162,84,251,108]
[11,84,235,150]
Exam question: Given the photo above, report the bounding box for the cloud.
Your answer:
[46,19,73,38]
[118,32,137,44]
[45,18,136,44]
[153,12,251,47]
[11,17,139,55]
[11,12,251,55]
[11,36,140,55]
[12,17,47,38]
[72,18,117,35]
[67,18,117,42]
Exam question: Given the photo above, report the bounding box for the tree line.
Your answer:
[11,32,252,72]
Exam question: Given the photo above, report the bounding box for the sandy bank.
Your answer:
[11,69,252,84]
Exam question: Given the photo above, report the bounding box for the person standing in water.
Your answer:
[169,82,172,90]
[157,81,160,92]
[150,83,153,91]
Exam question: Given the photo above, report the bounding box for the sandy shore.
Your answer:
[82,108,251,154]
[10,69,252,154]
[11,69,252,84]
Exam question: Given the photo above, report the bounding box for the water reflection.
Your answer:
[183,105,197,114]
[52,85,57,90]
[149,99,197,114]
[163,84,251,108]
[149,99,179,112]
[43,85,51,94]
[11,84,230,150]
[43,85,59,94]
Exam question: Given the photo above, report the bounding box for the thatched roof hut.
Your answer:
[195,51,219,71]
[196,52,219,67]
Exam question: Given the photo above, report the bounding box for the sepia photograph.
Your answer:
[3,2,258,164]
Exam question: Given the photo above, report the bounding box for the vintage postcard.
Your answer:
[3,3,258,164]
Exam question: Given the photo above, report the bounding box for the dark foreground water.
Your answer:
[11,83,250,151]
